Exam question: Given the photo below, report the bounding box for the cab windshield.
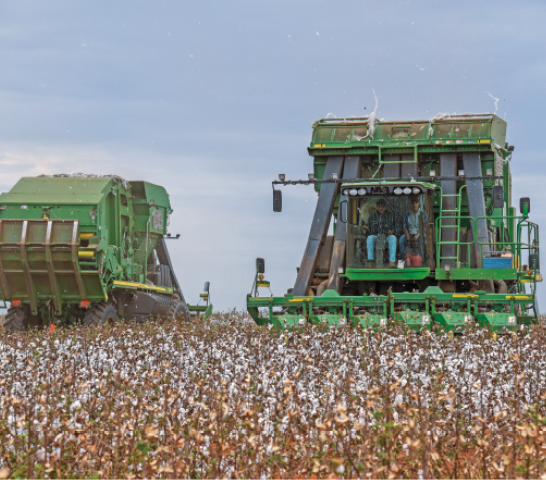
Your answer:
[346,192,432,269]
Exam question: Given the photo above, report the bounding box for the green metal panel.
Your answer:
[475,312,517,332]
[392,311,432,332]
[433,312,470,333]
[345,267,430,281]
[435,268,518,281]
[0,177,113,205]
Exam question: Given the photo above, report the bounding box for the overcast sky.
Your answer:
[0,0,544,311]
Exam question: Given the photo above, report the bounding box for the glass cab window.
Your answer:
[346,191,432,269]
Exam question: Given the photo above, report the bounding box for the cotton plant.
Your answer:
[0,316,545,479]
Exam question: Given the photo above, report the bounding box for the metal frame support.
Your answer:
[293,156,345,296]
[327,156,361,292]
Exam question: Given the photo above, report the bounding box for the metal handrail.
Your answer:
[435,214,539,270]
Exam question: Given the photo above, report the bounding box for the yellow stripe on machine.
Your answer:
[113,280,173,294]
[521,275,542,283]
[78,251,95,257]
[80,232,95,238]
[453,294,478,298]
[507,295,532,300]
[479,139,491,144]
[289,298,314,302]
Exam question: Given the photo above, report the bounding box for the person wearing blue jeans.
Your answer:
[399,196,429,258]
[364,198,397,267]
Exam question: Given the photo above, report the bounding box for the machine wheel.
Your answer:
[171,301,190,323]
[3,307,29,333]
[83,302,118,327]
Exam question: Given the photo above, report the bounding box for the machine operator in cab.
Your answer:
[363,198,397,267]
[399,195,428,259]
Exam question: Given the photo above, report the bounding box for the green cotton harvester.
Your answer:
[0,174,212,332]
[248,114,542,332]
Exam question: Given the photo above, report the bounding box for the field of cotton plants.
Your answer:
[1,315,546,479]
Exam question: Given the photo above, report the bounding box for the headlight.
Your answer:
[349,189,358,196]
[358,188,367,196]
[403,187,412,195]
[342,189,350,196]
[422,315,430,324]
[508,315,516,325]
[412,187,420,194]
[394,187,402,195]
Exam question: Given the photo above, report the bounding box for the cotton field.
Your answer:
[1,315,546,479]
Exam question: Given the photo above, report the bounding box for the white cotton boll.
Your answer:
[70,400,82,410]
[35,448,46,461]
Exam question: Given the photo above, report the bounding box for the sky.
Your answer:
[0,0,544,311]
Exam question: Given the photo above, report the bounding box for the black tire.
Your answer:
[3,307,28,333]
[83,302,118,327]
[171,301,190,323]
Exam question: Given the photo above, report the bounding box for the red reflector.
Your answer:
[80,300,90,308]
[12,300,21,307]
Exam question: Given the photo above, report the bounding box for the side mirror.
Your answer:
[203,281,210,293]
[256,257,265,274]
[273,189,282,212]
[492,185,504,209]
[339,200,348,223]
[520,197,531,215]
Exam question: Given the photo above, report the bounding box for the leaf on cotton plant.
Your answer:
[491,462,505,473]
[288,408,298,419]
[158,465,174,474]
[334,412,350,425]
[316,421,328,430]
[144,424,159,440]
[247,435,257,448]
[189,428,205,443]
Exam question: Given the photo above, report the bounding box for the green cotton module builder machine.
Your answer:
[248,114,541,332]
[0,174,212,332]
